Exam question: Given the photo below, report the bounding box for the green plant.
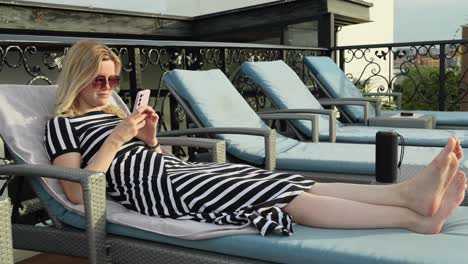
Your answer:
[393,66,462,111]
[356,78,398,110]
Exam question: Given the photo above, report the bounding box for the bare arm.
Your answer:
[53,136,122,204]
[53,111,147,205]
[53,153,83,204]
[136,106,163,154]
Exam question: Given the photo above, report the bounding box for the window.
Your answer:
[283,21,318,47]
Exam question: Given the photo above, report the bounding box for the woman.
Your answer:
[45,40,466,236]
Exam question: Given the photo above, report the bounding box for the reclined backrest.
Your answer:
[303,56,376,122]
[0,85,128,224]
[241,60,339,137]
[163,69,299,165]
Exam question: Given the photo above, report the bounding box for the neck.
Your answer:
[74,102,107,114]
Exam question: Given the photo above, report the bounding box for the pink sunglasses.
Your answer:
[92,75,121,90]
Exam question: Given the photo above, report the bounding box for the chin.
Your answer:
[96,95,110,102]
[94,99,109,107]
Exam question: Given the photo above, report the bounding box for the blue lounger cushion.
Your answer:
[303,56,375,123]
[31,176,468,264]
[304,56,468,127]
[330,126,467,147]
[163,69,468,175]
[275,142,468,173]
[241,60,332,136]
[163,69,299,165]
[241,60,468,147]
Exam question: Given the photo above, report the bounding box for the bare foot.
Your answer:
[404,137,460,216]
[410,171,467,234]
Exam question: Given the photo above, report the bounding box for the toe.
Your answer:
[444,137,457,153]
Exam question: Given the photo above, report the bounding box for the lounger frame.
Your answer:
[235,72,340,142]
[0,198,13,264]
[303,61,407,125]
[1,137,272,264]
[308,67,468,130]
[162,80,375,184]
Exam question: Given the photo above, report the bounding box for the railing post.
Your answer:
[128,47,142,104]
[439,44,446,111]
[170,49,186,133]
[339,48,345,72]
[388,47,392,92]
[283,49,288,67]
[220,47,227,74]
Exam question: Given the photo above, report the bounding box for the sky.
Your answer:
[394,0,468,42]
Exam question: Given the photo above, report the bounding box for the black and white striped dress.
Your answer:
[44,111,315,236]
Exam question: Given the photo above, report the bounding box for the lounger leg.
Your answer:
[0,199,13,264]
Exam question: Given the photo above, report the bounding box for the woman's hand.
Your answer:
[135,106,159,146]
[107,110,147,147]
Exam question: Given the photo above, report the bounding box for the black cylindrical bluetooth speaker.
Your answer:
[375,131,399,183]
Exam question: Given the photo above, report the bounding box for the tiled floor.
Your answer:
[16,254,87,264]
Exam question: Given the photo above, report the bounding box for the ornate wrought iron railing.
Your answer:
[334,39,468,111]
[0,34,329,134]
[3,34,467,130]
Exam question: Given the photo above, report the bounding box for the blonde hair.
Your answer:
[55,40,126,118]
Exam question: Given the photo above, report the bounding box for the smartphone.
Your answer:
[133,89,151,113]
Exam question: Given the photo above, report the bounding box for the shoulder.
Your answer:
[46,116,76,132]
[48,115,69,122]
[47,115,71,125]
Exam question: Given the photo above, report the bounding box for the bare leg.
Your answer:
[284,191,420,230]
[308,137,461,216]
[284,171,466,233]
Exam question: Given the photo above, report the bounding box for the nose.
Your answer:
[104,81,111,90]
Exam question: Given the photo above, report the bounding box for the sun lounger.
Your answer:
[240,60,468,147]
[161,69,468,178]
[304,56,468,129]
[2,84,468,264]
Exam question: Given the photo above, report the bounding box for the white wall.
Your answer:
[337,0,394,92]
[22,0,280,17]
[165,0,278,17]
[18,0,167,14]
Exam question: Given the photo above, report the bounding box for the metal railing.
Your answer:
[334,39,468,111]
[2,33,467,128]
[0,34,329,134]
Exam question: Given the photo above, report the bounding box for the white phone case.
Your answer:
[133,89,151,113]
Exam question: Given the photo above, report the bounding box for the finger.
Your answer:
[136,106,147,113]
[150,113,158,122]
[136,120,146,129]
[146,106,156,114]
[134,113,148,123]
[130,106,146,116]
[138,106,155,114]
[142,111,157,120]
